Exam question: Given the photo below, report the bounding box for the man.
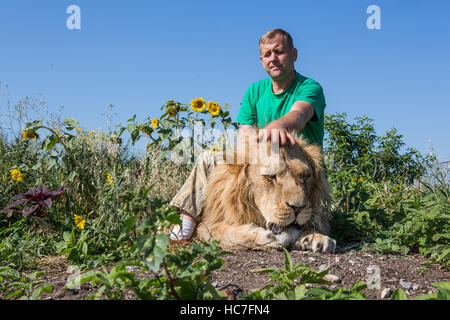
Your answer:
[169,28,326,243]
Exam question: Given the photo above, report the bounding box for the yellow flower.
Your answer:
[77,127,81,132]
[210,145,222,152]
[73,214,86,230]
[10,169,24,182]
[190,97,206,112]
[358,177,363,183]
[22,130,37,141]
[106,173,113,186]
[151,119,159,128]
[206,101,221,116]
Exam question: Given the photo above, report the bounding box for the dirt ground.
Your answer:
[35,243,449,300]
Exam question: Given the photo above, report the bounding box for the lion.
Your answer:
[196,131,336,253]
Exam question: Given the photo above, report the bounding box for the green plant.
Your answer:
[56,229,92,267]
[391,282,450,300]
[242,249,368,300]
[0,266,53,300]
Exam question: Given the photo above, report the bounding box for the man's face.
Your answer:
[259,34,298,81]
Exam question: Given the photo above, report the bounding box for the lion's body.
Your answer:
[196,135,336,253]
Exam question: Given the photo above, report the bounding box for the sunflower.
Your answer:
[73,214,86,230]
[190,97,206,112]
[166,100,180,117]
[151,118,159,128]
[206,101,221,116]
[22,129,37,141]
[10,169,24,182]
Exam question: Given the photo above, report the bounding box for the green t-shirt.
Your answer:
[236,71,326,147]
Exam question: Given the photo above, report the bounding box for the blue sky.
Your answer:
[1,0,449,161]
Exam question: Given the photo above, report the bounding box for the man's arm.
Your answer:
[258,101,315,145]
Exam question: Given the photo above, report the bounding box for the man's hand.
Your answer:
[257,121,296,146]
[257,101,315,146]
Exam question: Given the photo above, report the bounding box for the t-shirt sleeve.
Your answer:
[236,85,257,125]
[294,80,326,122]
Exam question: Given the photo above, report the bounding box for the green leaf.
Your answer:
[350,281,367,292]
[294,285,306,299]
[118,215,138,243]
[164,210,182,225]
[391,288,407,300]
[30,285,53,300]
[82,241,88,256]
[433,282,450,300]
[0,267,20,280]
[145,234,169,272]
[65,270,99,289]
[68,171,78,183]
[283,248,293,272]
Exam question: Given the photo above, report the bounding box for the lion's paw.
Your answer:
[295,233,336,253]
[275,225,303,249]
[252,229,283,251]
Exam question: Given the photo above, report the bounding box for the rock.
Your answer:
[399,279,412,290]
[319,264,328,271]
[381,288,393,299]
[323,274,341,283]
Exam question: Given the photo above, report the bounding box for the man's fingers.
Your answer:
[287,132,296,145]
[279,130,286,146]
[258,128,295,146]
[258,129,270,143]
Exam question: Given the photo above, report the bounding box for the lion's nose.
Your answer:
[286,202,307,211]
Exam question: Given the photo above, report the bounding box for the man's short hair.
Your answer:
[259,29,294,51]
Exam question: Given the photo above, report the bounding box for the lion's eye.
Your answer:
[302,174,311,183]
[265,174,276,180]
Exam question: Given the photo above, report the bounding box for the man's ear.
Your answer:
[292,48,298,62]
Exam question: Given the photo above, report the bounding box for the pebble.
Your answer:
[381,288,393,299]
[399,279,412,290]
[319,264,328,271]
[323,274,341,283]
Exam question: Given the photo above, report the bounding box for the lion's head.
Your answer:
[249,136,330,233]
[198,132,331,245]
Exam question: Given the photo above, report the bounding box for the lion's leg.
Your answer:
[294,229,336,253]
[198,223,282,251]
[274,225,303,249]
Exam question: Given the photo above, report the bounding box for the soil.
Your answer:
[34,243,449,300]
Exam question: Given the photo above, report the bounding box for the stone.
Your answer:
[399,279,412,290]
[323,274,341,283]
[381,288,393,299]
[319,264,328,271]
